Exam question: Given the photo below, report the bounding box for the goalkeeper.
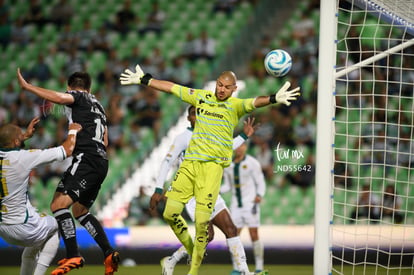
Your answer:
[151,105,260,275]
[120,65,300,275]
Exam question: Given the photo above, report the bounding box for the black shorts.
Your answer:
[57,153,108,208]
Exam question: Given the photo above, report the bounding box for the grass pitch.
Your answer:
[0,264,412,274]
[1,264,308,275]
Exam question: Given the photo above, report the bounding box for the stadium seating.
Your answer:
[6,0,323,226]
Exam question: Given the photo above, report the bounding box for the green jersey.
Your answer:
[171,84,255,167]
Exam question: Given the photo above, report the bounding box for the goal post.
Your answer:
[314,0,337,274]
[315,0,414,274]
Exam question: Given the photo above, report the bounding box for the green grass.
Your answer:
[1,265,307,275]
[0,264,413,274]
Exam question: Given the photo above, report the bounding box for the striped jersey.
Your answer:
[171,84,255,167]
[155,127,248,189]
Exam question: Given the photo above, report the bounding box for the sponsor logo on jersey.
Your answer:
[196,107,224,119]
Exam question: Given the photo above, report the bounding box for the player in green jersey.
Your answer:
[120,64,299,275]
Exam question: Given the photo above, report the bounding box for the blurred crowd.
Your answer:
[1,0,323,225]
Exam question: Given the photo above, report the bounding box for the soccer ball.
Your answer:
[264,49,292,77]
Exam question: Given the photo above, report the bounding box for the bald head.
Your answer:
[218,71,237,83]
[0,124,23,148]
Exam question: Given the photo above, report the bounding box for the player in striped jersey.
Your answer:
[150,105,260,274]
[0,118,81,275]
[120,64,299,275]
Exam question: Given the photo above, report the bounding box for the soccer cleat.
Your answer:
[51,256,84,275]
[161,256,175,275]
[104,251,120,275]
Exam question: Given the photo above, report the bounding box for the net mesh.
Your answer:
[332,0,414,274]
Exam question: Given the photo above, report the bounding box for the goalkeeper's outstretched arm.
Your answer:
[120,64,301,105]
[253,81,301,108]
[120,64,175,93]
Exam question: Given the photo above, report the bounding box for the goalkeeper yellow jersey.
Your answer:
[171,84,255,167]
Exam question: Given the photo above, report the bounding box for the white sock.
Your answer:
[20,247,38,275]
[226,236,249,272]
[253,240,264,271]
[34,232,60,275]
[170,245,188,265]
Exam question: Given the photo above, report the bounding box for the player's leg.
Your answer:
[161,196,201,275]
[163,161,198,258]
[33,215,60,275]
[4,211,60,275]
[163,198,194,254]
[212,209,250,274]
[72,157,119,275]
[249,227,264,273]
[34,231,60,275]
[50,192,84,275]
[20,247,38,275]
[50,192,81,259]
[188,162,223,275]
[50,157,94,275]
[160,246,188,275]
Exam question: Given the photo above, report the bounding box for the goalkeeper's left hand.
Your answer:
[120,64,144,85]
[274,81,301,106]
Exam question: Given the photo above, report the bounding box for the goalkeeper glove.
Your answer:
[270,81,301,106]
[119,64,152,85]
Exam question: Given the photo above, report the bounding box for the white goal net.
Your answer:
[316,0,414,274]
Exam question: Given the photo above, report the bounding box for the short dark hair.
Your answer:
[68,72,91,91]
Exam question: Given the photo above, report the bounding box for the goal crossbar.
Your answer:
[335,38,414,78]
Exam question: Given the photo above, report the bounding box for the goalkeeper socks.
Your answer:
[54,208,80,258]
[189,209,211,275]
[77,212,113,257]
[226,236,249,272]
[253,240,264,271]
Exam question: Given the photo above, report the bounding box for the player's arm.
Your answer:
[103,126,109,148]
[22,117,40,141]
[17,68,74,105]
[253,81,300,108]
[119,64,175,93]
[120,64,199,107]
[232,117,257,149]
[62,123,82,157]
[27,123,82,169]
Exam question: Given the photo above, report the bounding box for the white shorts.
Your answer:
[230,204,261,228]
[0,207,58,248]
[185,195,228,222]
